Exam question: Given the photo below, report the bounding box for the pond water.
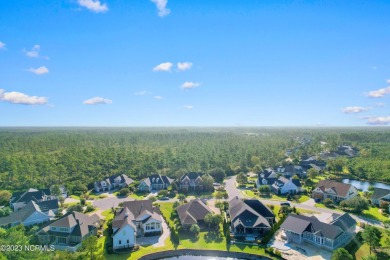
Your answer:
[160,257,245,260]
[342,178,390,191]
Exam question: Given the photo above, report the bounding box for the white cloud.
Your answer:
[0,41,5,49]
[28,66,49,75]
[25,45,40,58]
[365,116,390,125]
[367,86,390,98]
[183,105,193,110]
[342,106,371,114]
[154,96,163,100]
[83,97,112,105]
[181,81,200,89]
[376,102,386,107]
[151,0,170,17]
[0,89,48,105]
[153,62,173,72]
[134,90,150,96]
[177,62,193,71]
[78,0,108,13]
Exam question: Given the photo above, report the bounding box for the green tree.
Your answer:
[323,198,333,208]
[178,194,186,202]
[258,185,271,195]
[362,226,382,254]
[190,224,200,237]
[0,190,11,206]
[362,255,378,260]
[51,185,62,197]
[201,175,215,192]
[331,248,353,260]
[157,190,169,197]
[119,188,130,197]
[340,196,369,214]
[82,235,99,260]
[207,168,226,183]
[236,172,248,186]
[307,168,319,179]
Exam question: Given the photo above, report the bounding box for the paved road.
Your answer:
[224,175,384,228]
[93,196,135,210]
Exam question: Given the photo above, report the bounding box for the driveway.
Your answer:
[93,196,135,210]
[225,176,243,199]
[136,218,171,248]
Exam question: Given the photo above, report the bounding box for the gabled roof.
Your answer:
[0,201,47,226]
[281,214,346,240]
[315,180,353,197]
[330,213,356,232]
[36,199,59,212]
[141,174,174,187]
[37,212,100,238]
[291,179,302,188]
[371,187,390,200]
[257,169,278,185]
[229,198,274,229]
[11,188,51,204]
[177,199,213,225]
[95,174,134,188]
[180,172,207,182]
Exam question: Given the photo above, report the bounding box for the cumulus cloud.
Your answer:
[181,81,200,89]
[25,45,41,58]
[367,86,390,98]
[153,62,173,72]
[28,66,49,75]
[154,96,163,100]
[83,97,112,105]
[342,106,371,114]
[78,0,108,13]
[0,89,48,105]
[0,41,5,49]
[183,105,193,110]
[365,116,390,125]
[177,62,193,71]
[151,0,170,17]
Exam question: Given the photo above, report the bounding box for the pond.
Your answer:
[342,178,390,191]
[160,257,245,260]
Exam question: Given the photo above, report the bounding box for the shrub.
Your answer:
[80,198,86,206]
[85,205,95,213]
[119,188,130,197]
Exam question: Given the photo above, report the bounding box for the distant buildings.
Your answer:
[312,180,358,202]
[281,213,356,250]
[371,187,390,212]
[10,188,57,212]
[138,174,174,192]
[94,174,134,193]
[179,172,212,191]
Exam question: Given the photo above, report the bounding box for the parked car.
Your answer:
[159,197,170,201]
[280,202,290,207]
[314,198,320,203]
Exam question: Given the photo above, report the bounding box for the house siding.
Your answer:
[113,225,136,250]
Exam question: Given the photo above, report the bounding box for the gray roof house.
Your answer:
[371,187,390,211]
[94,174,134,193]
[0,200,58,228]
[272,177,302,195]
[111,200,163,250]
[176,199,213,228]
[312,180,358,202]
[36,211,100,252]
[229,197,275,240]
[281,213,356,250]
[256,169,278,188]
[138,174,174,192]
[179,172,211,191]
[10,188,56,212]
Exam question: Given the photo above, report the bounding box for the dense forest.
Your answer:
[0,127,389,193]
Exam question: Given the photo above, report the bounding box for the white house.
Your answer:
[272,177,303,195]
[112,200,163,250]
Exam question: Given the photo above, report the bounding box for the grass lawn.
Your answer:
[128,192,146,200]
[298,195,310,203]
[70,195,80,200]
[360,207,389,222]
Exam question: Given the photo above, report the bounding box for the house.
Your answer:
[283,165,306,177]
[94,174,134,193]
[272,177,303,195]
[371,187,390,210]
[10,188,57,212]
[312,180,358,202]
[256,169,278,188]
[112,200,163,250]
[36,211,100,252]
[176,199,213,229]
[0,200,58,228]
[281,213,356,250]
[179,172,210,191]
[138,174,174,192]
[228,197,275,240]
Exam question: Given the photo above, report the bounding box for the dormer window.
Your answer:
[101,181,106,186]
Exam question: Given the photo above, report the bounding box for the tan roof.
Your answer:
[315,180,353,197]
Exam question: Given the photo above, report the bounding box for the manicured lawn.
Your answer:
[297,195,310,203]
[157,202,175,227]
[70,195,80,200]
[360,207,389,222]
[128,192,146,200]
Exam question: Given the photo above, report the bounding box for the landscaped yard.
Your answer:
[128,191,146,200]
[360,206,389,222]
[345,229,390,260]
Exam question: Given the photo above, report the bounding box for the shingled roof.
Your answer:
[141,174,174,187]
[229,197,274,229]
[0,201,53,227]
[180,172,206,181]
[315,180,353,197]
[371,187,390,200]
[11,188,51,204]
[177,199,213,226]
[95,174,134,188]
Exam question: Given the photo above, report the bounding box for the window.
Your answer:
[119,240,121,245]
[57,237,67,244]
[127,240,129,244]
[59,227,68,232]
[51,227,57,231]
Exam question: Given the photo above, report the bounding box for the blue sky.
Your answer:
[1,0,390,126]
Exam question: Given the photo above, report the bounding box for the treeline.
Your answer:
[0,127,389,193]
